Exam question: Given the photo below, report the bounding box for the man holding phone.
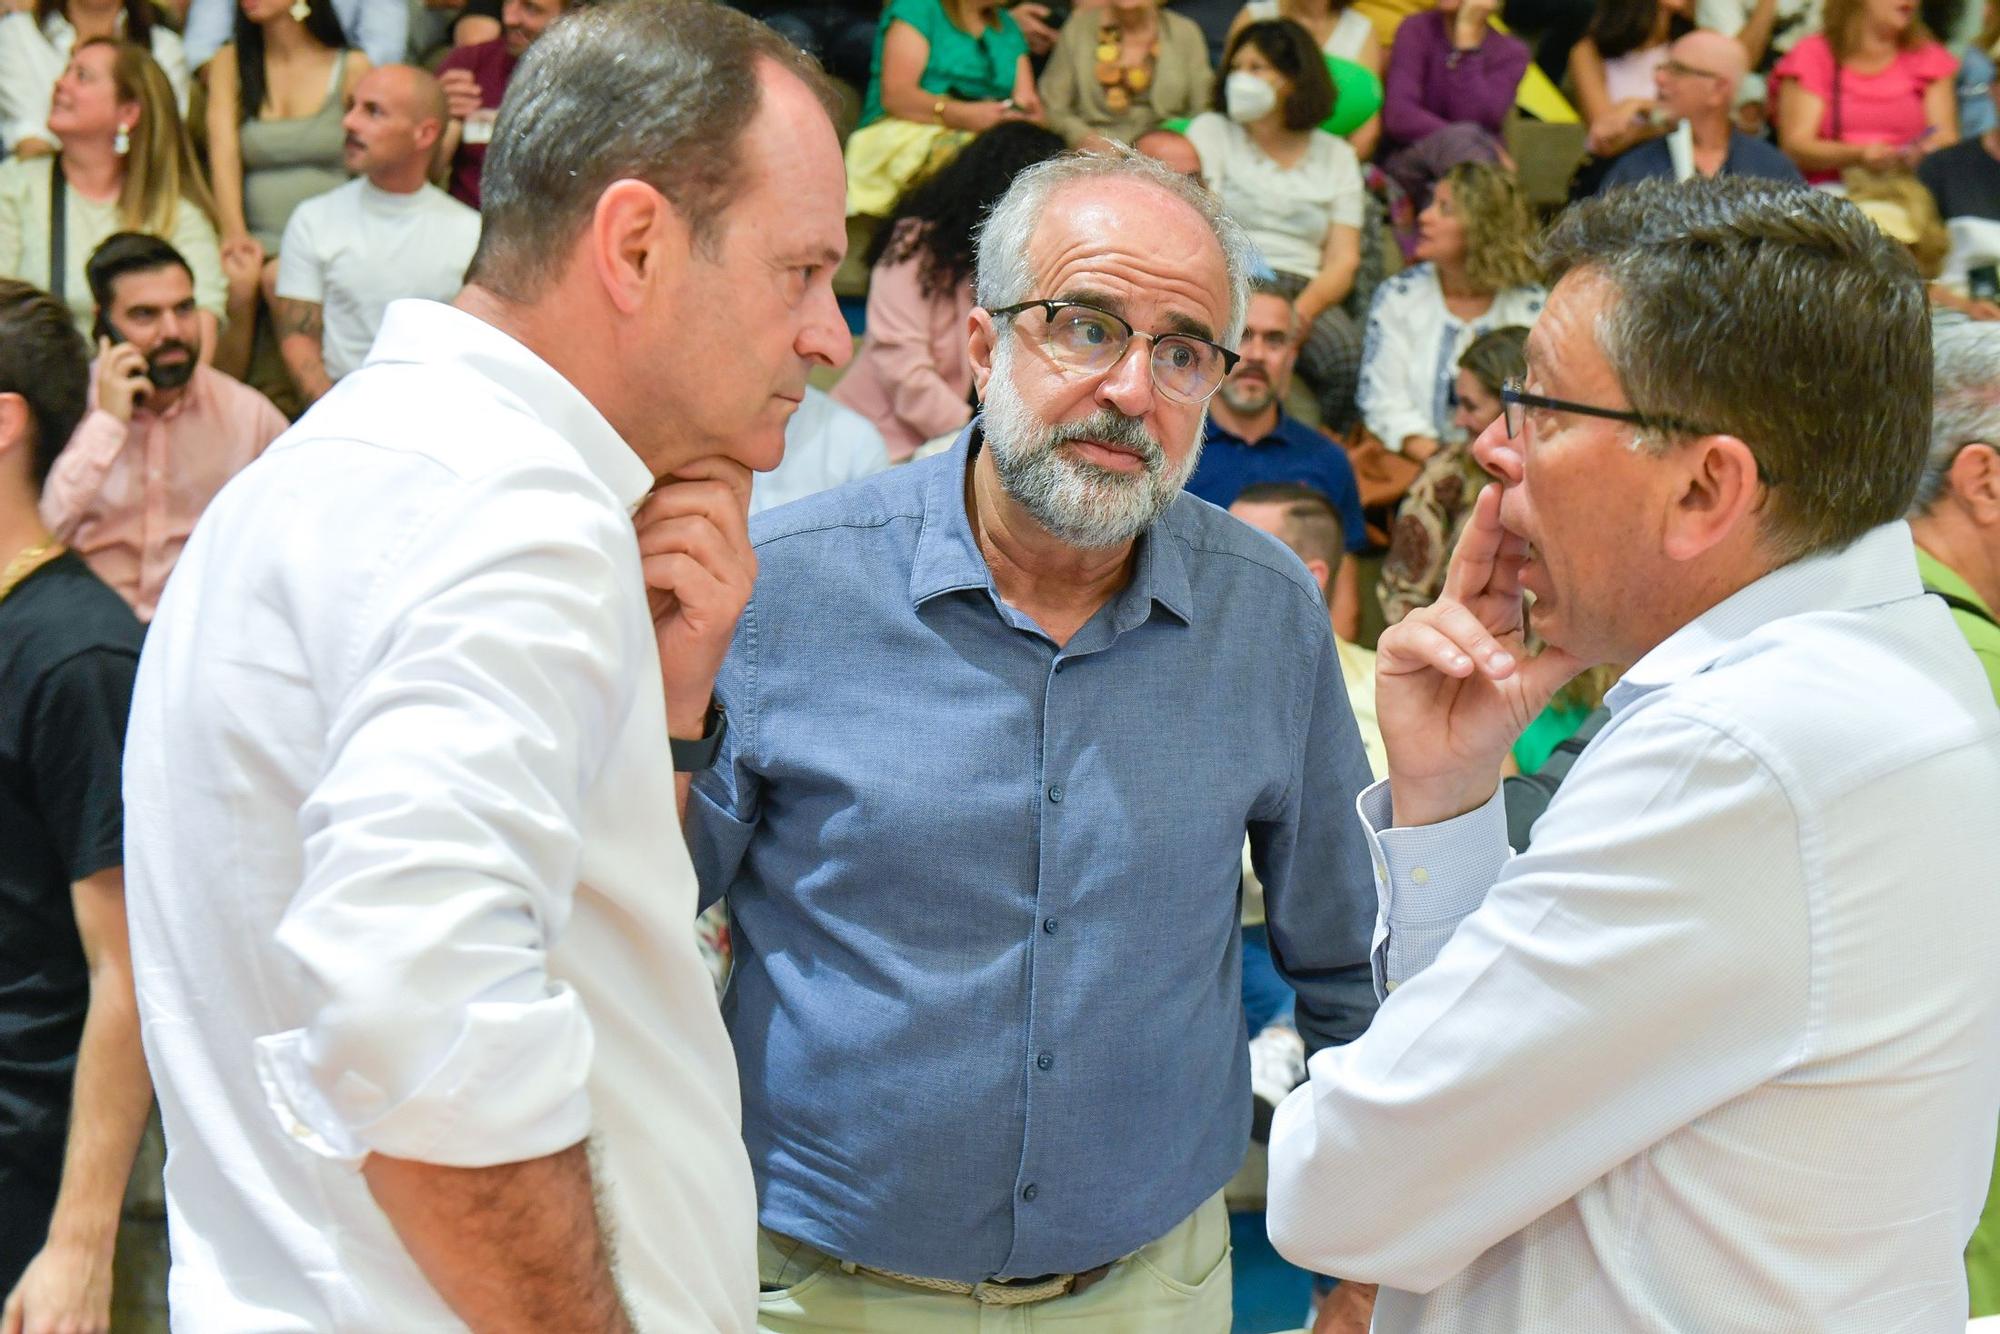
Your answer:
[39,232,286,622]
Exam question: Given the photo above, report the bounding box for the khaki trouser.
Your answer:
[754,1191,1233,1333]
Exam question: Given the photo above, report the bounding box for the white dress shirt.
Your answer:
[1267,522,2000,1332]
[123,299,757,1332]
[748,386,890,515]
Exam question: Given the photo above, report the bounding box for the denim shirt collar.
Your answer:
[907,420,1194,637]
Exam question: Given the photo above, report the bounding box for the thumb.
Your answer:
[1515,644,1590,713]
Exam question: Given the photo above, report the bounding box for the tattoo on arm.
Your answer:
[273,297,323,340]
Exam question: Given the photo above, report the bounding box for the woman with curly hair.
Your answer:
[1357,160,1543,464]
[832,121,1064,461]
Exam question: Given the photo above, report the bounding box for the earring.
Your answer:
[113,124,129,155]
[289,0,309,18]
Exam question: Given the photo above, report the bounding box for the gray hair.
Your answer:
[973,147,1254,347]
[469,0,837,301]
[1539,177,1931,564]
[1917,323,2000,514]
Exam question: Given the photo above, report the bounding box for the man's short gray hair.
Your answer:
[1917,323,2000,514]
[973,147,1254,346]
[469,0,838,301]
[1539,177,1931,564]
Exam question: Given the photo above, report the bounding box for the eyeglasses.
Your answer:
[1500,378,1709,441]
[990,300,1240,405]
[1659,57,1726,80]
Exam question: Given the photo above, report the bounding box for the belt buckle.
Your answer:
[971,1273,1074,1306]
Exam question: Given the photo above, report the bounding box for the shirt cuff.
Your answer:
[1355,778,1510,992]
[252,985,596,1170]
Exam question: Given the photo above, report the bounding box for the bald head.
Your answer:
[342,64,450,188]
[368,64,447,129]
[1658,30,1750,121]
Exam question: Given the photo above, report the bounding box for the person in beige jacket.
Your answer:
[1038,0,1213,149]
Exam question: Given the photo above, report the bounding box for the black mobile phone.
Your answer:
[1969,263,1999,301]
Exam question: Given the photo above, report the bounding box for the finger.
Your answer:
[640,552,744,629]
[659,454,753,512]
[1376,612,1480,679]
[636,477,753,551]
[1425,598,1518,678]
[1440,483,1507,605]
[634,513,748,577]
[1,1288,20,1334]
[96,335,111,359]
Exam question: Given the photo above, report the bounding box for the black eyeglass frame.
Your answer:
[1499,379,1711,442]
[989,299,1241,403]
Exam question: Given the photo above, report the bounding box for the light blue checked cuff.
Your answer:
[1355,779,1511,997]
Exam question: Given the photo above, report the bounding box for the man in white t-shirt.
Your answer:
[274,65,480,404]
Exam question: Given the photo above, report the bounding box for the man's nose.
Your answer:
[1470,415,1523,485]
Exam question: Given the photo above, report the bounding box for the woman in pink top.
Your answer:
[832,121,1062,461]
[1774,0,1956,184]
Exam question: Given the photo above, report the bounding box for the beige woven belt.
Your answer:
[841,1260,1115,1307]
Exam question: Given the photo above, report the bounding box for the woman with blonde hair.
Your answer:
[1357,159,1543,463]
[1844,164,1997,320]
[0,38,227,347]
[1774,0,1957,182]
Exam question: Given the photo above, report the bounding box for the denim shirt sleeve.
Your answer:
[687,594,762,914]
[1254,618,1383,1055]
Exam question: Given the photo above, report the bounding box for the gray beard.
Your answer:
[980,337,1203,550]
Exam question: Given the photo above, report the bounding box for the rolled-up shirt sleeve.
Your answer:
[253,460,641,1170]
[686,595,763,914]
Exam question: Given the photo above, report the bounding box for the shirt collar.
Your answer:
[1607,521,1923,711]
[363,299,654,514]
[1205,408,1289,449]
[907,419,1194,628]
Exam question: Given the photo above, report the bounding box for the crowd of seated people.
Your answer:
[4,0,2000,1326]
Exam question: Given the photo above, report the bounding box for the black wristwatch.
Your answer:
[670,703,727,772]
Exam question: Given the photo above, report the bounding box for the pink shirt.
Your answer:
[1773,33,1958,183]
[831,227,976,463]
[40,364,287,620]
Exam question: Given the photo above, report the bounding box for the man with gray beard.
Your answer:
[686,148,1380,1332]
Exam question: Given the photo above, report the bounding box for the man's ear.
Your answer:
[1949,441,2000,526]
[0,393,33,480]
[1662,433,1765,563]
[590,179,684,317]
[968,308,998,404]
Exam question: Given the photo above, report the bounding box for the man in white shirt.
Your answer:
[1267,177,2000,1331]
[122,3,851,1329]
[274,65,480,404]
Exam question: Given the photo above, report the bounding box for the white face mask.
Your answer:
[1225,71,1279,124]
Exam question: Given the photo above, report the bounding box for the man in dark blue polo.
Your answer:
[1185,280,1368,537]
[687,149,1378,1331]
[1596,31,1804,194]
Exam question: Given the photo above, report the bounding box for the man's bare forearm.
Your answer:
[273,298,335,402]
[44,947,152,1254]
[46,868,153,1253]
[363,1142,635,1333]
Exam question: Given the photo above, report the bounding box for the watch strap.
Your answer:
[670,703,727,772]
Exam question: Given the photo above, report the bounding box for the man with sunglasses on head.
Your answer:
[687,146,1379,1332]
[1594,30,1803,192]
[1266,178,2000,1332]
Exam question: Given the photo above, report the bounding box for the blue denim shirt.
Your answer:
[687,424,1379,1283]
